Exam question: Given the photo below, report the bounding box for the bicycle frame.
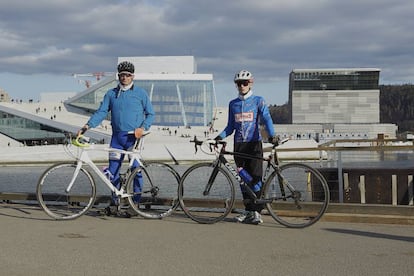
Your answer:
[66,137,146,199]
[202,142,267,200]
[200,139,296,204]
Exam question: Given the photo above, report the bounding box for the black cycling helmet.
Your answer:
[117,61,135,74]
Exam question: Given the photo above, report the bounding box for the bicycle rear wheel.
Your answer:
[126,162,180,219]
[263,163,329,228]
[178,162,235,224]
[36,162,96,220]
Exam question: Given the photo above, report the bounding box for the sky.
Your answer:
[0,0,413,107]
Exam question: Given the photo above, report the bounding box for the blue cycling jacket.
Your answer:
[217,91,275,143]
[87,84,155,132]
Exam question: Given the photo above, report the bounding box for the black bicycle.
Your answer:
[178,137,329,228]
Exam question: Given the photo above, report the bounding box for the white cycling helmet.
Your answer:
[234,70,253,82]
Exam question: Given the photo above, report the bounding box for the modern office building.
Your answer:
[66,56,216,127]
[289,68,380,124]
[284,68,397,139]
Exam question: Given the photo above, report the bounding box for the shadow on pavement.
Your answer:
[323,228,414,243]
[0,203,51,221]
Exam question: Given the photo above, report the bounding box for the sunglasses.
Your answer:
[235,80,251,87]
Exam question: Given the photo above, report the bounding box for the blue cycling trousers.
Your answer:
[108,131,142,204]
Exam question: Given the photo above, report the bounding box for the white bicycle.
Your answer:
[36,132,180,220]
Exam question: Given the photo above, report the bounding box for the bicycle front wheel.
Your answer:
[263,163,329,228]
[126,162,180,219]
[178,162,235,224]
[36,162,96,220]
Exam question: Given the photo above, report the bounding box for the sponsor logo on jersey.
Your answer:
[235,112,254,122]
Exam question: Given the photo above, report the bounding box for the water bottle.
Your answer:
[252,180,262,192]
[237,167,252,183]
[103,167,113,182]
[237,167,262,192]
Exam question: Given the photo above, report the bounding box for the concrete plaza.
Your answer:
[0,203,413,276]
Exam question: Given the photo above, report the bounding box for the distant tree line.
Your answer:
[268,102,290,124]
[379,84,414,134]
[268,84,414,134]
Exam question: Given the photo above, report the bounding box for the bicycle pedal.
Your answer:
[114,210,132,218]
[104,206,120,216]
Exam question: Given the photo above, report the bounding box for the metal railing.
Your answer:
[274,138,414,205]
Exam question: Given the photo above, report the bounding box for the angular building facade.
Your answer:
[289,68,380,124]
[284,68,397,140]
[0,109,65,145]
[66,56,216,127]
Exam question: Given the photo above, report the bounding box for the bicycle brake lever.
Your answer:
[208,142,214,153]
[190,135,203,153]
[206,139,218,153]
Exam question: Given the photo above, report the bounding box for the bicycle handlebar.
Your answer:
[189,136,223,155]
[189,135,289,158]
[72,131,151,148]
[72,135,91,148]
[270,137,289,148]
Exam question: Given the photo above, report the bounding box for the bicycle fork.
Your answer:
[201,159,234,209]
[66,160,83,193]
[203,162,220,196]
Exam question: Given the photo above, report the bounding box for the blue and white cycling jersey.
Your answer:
[217,91,275,143]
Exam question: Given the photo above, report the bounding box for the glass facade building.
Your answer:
[66,56,215,127]
[0,110,66,145]
[66,74,215,127]
[144,78,214,126]
[0,56,216,145]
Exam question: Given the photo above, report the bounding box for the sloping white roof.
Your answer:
[118,56,196,74]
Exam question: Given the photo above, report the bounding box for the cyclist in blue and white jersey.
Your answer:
[215,70,277,225]
[78,61,155,215]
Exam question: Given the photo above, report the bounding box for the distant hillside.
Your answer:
[268,84,414,134]
[268,102,290,124]
[380,84,414,134]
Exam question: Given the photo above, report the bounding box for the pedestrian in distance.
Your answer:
[214,70,277,225]
[77,61,155,216]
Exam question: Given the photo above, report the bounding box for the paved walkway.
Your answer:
[1,203,413,276]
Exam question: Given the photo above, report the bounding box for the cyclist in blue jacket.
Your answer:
[78,61,155,216]
[215,70,276,224]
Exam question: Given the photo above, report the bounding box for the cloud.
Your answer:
[0,0,413,103]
